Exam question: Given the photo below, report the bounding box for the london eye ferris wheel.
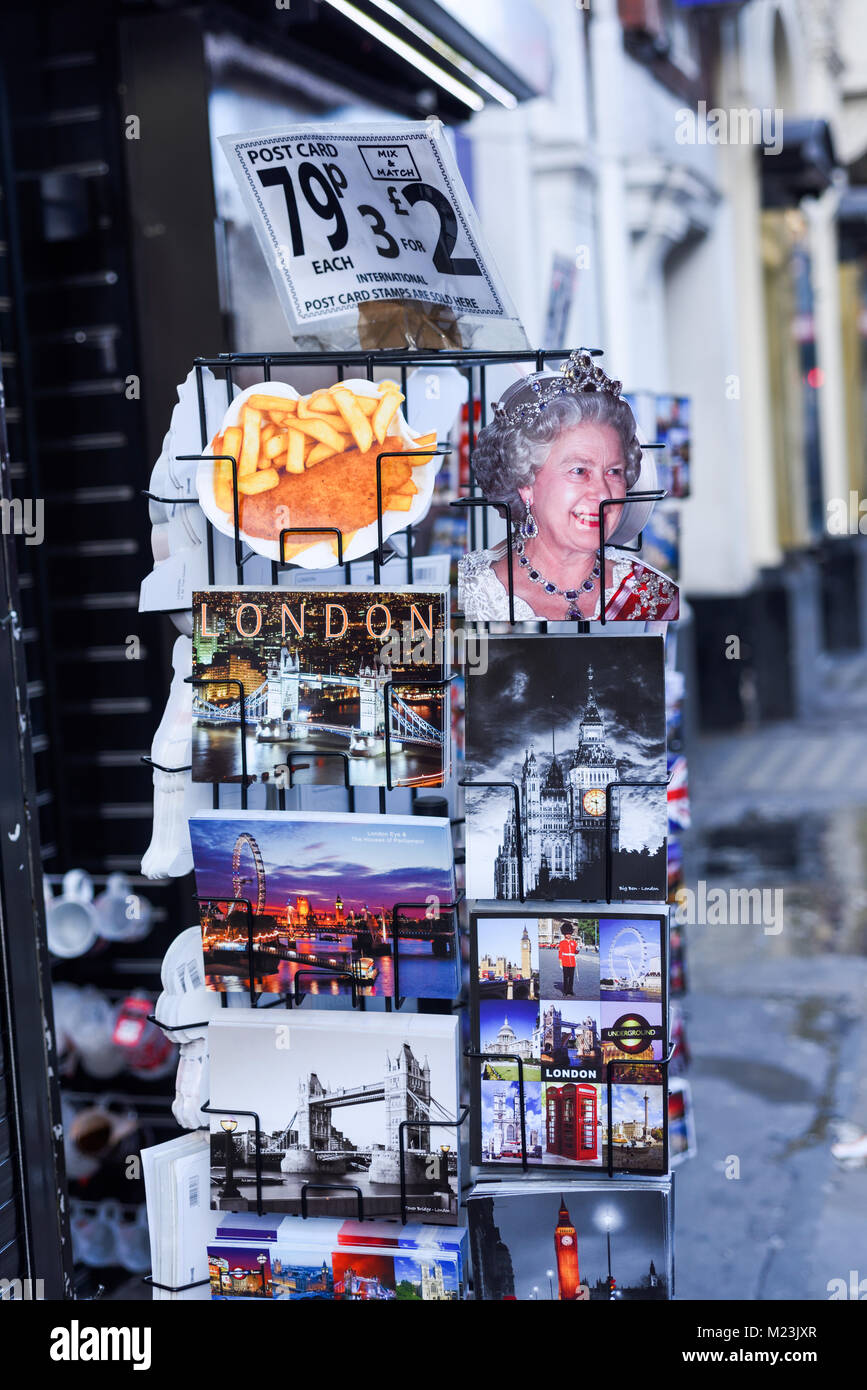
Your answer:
[608,925,651,987]
[231,832,267,917]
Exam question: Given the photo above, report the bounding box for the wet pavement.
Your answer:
[674,651,867,1300]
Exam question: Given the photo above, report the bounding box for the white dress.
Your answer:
[458,542,679,623]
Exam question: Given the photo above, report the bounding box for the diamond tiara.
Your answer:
[491,349,624,429]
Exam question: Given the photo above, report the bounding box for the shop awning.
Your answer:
[205,0,540,121]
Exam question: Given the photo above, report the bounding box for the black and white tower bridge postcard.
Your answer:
[208,1013,461,1224]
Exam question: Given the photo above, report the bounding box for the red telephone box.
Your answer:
[545,1083,598,1161]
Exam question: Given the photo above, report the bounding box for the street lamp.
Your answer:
[220,1118,242,1199]
[439,1143,452,1197]
[532,1285,539,1300]
[546,1268,555,1300]
[594,1204,621,1298]
[257,1251,268,1296]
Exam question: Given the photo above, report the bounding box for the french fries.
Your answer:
[246,394,298,414]
[307,389,340,414]
[409,430,437,465]
[238,467,280,495]
[372,387,402,445]
[209,380,426,522]
[306,441,335,467]
[239,408,261,476]
[297,394,340,420]
[286,430,305,475]
[222,425,242,465]
[214,460,234,514]
[290,415,348,453]
[331,385,373,453]
[263,433,287,459]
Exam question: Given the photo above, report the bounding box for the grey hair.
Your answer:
[472,387,642,513]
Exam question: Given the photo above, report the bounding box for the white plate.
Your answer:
[195,379,439,568]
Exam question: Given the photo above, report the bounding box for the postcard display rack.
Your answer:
[139,346,682,1303]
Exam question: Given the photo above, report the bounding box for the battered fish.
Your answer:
[238,434,416,543]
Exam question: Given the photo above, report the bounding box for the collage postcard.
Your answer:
[208,1215,467,1301]
[471,909,668,1176]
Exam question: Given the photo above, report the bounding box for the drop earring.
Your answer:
[520,498,539,540]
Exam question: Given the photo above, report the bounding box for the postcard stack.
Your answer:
[461,628,675,1291]
[163,361,683,1305]
[208,1214,467,1301]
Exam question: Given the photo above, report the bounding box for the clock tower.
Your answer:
[520,924,532,981]
[569,665,619,869]
[554,1195,581,1300]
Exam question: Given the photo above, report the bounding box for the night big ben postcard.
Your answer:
[463,635,668,904]
[191,586,450,789]
[467,1180,673,1300]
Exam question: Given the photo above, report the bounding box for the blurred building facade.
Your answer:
[464,0,867,726]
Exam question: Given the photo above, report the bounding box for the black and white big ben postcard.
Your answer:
[191,587,450,789]
[464,635,667,904]
[469,908,669,1177]
[208,1012,461,1224]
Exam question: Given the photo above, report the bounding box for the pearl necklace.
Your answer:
[513,537,601,620]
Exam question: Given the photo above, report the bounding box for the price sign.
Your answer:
[219,120,527,343]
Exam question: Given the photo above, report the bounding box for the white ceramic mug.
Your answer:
[93,873,153,943]
[111,1205,151,1275]
[64,1097,138,1185]
[72,1201,119,1268]
[45,870,99,959]
[75,986,126,1079]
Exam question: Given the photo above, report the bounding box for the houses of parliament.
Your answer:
[494,668,621,898]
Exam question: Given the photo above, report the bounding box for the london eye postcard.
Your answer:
[189,810,458,1001]
[191,586,449,789]
[208,1012,461,1224]
[464,635,667,903]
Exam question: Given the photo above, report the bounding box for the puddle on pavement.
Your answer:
[688,808,867,958]
[690,1056,816,1104]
